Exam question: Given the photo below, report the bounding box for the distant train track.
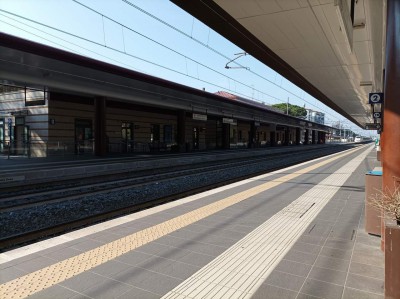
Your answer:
[0,143,368,250]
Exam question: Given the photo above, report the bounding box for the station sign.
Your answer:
[369,92,384,104]
[373,112,382,119]
[222,118,237,125]
[192,113,207,121]
[365,123,381,130]
[254,121,260,127]
[11,110,28,116]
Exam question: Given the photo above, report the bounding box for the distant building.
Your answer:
[307,109,325,125]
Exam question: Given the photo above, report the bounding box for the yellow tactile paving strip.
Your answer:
[162,146,372,299]
[0,146,365,299]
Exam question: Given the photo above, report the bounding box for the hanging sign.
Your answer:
[365,123,380,130]
[373,112,382,119]
[369,93,384,104]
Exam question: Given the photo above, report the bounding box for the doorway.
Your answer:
[75,119,93,154]
[121,122,133,153]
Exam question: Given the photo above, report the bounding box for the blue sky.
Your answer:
[0,0,371,136]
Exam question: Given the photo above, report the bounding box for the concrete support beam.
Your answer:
[304,129,309,145]
[249,123,256,148]
[222,123,230,149]
[177,110,186,152]
[296,128,301,145]
[94,96,107,156]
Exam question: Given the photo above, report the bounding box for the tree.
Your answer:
[272,103,307,118]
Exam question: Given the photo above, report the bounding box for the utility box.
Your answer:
[365,168,382,236]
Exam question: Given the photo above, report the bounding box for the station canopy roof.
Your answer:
[171,0,386,128]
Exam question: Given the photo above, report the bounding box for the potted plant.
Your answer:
[368,185,400,299]
[369,185,400,226]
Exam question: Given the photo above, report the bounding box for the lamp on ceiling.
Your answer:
[360,81,373,86]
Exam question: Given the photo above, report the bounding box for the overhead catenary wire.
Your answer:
[73,0,339,118]
[0,12,279,105]
[0,12,145,73]
[0,7,283,105]
[119,0,345,122]
[1,4,345,125]
[0,57,282,123]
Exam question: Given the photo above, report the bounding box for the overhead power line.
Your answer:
[1,4,343,123]
[0,10,274,104]
[119,0,343,121]
[0,13,145,73]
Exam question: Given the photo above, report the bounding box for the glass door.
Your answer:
[121,122,133,153]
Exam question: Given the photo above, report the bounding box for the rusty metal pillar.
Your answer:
[94,96,107,156]
[383,1,400,298]
[383,0,400,190]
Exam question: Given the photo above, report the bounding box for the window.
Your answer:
[163,125,173,143]
[25,87,47,106]
[15,117,25,126]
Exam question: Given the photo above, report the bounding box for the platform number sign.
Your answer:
[369,92,384,104]
[373,112,382,119]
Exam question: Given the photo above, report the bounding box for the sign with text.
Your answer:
[222,118,237,125]
[11,110,28,116]
[365,123,381,130]
[369,92,384,104]
[192,113,207,121]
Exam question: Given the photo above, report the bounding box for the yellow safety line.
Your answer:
[0,146,363,298]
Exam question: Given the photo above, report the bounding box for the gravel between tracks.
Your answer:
[0,146,355,240]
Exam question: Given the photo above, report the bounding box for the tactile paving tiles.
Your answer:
[0,146,367,299]
[161,146,372,299]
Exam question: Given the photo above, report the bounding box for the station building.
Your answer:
[0,33,329,158]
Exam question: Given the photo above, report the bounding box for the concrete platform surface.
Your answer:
[0,144,384,299]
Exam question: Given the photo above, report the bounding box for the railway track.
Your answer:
[0,144,365,250]
[0,145,346,210]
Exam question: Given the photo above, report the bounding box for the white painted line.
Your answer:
[162,146,372,299]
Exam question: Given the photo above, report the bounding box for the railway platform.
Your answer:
[0,144,384,299]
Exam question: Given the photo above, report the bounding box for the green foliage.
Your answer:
[272,103,307,118]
